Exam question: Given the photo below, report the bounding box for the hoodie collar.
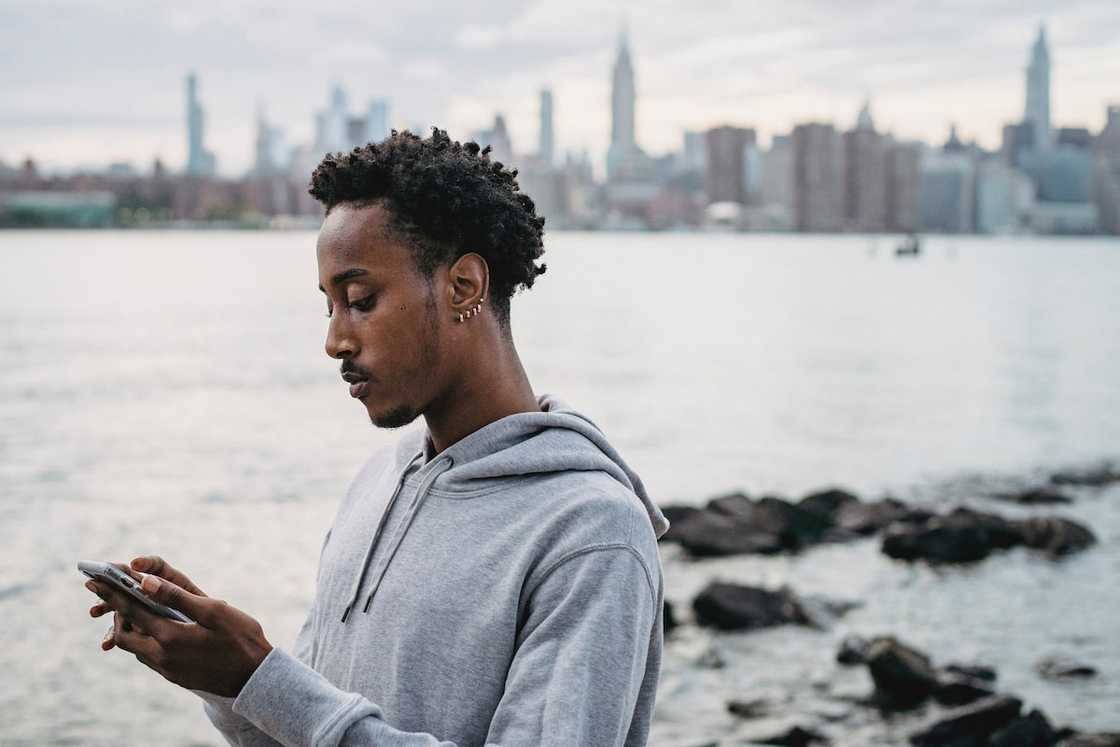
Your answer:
[393,392,669,538]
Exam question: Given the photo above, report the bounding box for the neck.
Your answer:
[422,335,541,457]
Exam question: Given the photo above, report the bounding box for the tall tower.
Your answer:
[606,26,642,182]
[610,29,636,151]
[185,72,216,176]
[1024,22,1051,150]
[538,88,554,166]
[186,73,204,174]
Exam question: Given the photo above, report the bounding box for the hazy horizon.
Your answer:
[3,0,1118,176]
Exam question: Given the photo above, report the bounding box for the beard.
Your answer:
[367,285,441,431]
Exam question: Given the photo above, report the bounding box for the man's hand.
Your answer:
[85,555,273,698]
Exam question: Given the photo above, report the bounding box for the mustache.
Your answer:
[340,361,373,381]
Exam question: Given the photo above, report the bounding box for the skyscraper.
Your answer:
[366,98,390,144]
[793,123,845,232]
[185,72,216,176]
[704,126,756,204]
[606,28,651,182]
[1024,23,1052,150]
[610,30,635,153]
[538,88,554,166]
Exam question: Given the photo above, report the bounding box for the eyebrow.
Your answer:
[319,268,369,292]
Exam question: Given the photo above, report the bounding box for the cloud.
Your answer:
[1,0,1117,175]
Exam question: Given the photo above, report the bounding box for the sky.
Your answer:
[2,0,1118,177]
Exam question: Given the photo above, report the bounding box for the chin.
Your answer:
[368,401,421,430]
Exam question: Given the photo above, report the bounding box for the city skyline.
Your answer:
[2,1,1118,176]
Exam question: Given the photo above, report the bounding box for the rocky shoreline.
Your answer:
[656,461,1119,746]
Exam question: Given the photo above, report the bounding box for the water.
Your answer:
[1,230,1118,745]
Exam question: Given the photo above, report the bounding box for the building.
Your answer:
[758,134,795,230]
[793,123,845,232]
[843,101,889,232]
[606,29,652,182]
[976,159,1032,233]
[366,99,390,144]
[252,107,288,176]
[1024,23,1052,151]
[681,130,706,174]
[538,89,554,166]
[1098,105,1120,160]
[471,114,514,165]
[1095,105,1120,234]
[919,150,975,233]
[185,73,217,176]
[704,125,756,204]
[886,141,921,232]
[1057,127,1092,150]
[1001,121,1036,168]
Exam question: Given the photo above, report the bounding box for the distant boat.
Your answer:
[896,233,921,257]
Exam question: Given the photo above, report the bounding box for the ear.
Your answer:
[446,253,490,319]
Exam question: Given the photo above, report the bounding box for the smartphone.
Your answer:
[78,560,194,624]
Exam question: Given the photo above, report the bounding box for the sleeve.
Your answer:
[192,529,332,746]
[225,544,658,747]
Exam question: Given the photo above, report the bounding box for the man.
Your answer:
[84,128,670,746]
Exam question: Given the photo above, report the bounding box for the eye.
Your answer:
[350,294,376,312]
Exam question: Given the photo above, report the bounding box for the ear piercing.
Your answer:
[456,297,486,323]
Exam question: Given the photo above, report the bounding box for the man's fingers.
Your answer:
[139,575,213,625]
[129,555,207,597]
[90,602,111,618]
[85,579,167,635]
[112,622,163,665]
[109,561,144,583]
[101,623,115,651]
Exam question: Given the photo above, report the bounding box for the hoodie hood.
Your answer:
[403,392,669,535]
[340,392,669,622]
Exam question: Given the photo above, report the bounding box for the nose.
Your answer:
[325,313,357,360]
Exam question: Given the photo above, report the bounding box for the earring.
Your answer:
[455,297,486,323]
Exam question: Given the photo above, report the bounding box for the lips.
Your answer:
[341,369,371,399]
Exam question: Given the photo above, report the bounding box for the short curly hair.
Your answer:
[308,127,547,330]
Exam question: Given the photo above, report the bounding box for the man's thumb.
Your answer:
[140,575,208,622]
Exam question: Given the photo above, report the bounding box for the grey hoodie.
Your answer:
[194,393,669,746]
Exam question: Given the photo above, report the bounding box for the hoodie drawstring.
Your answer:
[360,455,454,615]
[340,451,423,623]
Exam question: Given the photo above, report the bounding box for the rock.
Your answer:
[942,663,997,683]
[691,582,809,631]
[727,495,835,551]
[1050,462,1120,487]
[881,513,998,564]
[1036,656,1098,680]
[835,498,914,535]
[665,510,785,557]
[932,675,995,706]
[946,507,1025,550]
[865,636,939,708]
[752,725,828,746]
[658,504,702,543]
[907,695,1022,746]
[836,634,870,666]
[1017,517,1097,557]
[706,491,755,519]
[799,487,861,518]
[988,709,1056,747]
[1056,734,1120,747]
[664,599,678,634]
[991,486,1073,505]
[726,697,769,719]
